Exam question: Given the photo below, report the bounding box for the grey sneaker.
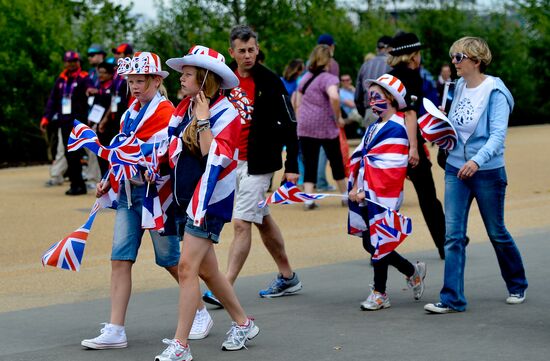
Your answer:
[259,273,302,298]
[221,319,260,351]
[81,323,127,349]
[407,261,427,300]
[188,308,213,340]
[360,288,391,311]
[155,339,192,361]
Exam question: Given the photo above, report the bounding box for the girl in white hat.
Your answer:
[348,74,427,311]
[154,45,259,361]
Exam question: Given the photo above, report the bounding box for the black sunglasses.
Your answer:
[450,52,469,63]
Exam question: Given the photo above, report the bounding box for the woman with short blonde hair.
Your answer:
[424,36,528,314]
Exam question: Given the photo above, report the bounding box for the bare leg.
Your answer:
[110,260,133,326]
[256,214,293,279]
[174,234,247,344]
[226,219,253,285]
[200,246,247,324]
[173,233,210,344]
[166,264,206,310]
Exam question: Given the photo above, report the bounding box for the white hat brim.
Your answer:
[366,79,407,110]
[166,56,239,89]
[123,70,169,79]
[422,98,450,123]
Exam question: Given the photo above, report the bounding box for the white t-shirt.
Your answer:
[450,77,494,142]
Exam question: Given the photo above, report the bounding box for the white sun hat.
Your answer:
[117,51,169,79]
[166,45,239,89]
[366,73,407,110]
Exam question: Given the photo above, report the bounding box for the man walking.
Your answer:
[40,51,91,195]
[203,25,302,306]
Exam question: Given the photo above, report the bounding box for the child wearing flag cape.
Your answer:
[154,46,258,361]
[348,74,427,311]
[81,52,198,350]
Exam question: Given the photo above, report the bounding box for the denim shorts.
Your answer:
[173,206,225,243]
[112,184,181,267]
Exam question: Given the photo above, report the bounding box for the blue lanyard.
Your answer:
[122,101,151,135]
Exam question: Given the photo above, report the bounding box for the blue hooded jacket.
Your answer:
[447,76,514,170]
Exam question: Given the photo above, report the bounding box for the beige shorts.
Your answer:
[233,160,272,224]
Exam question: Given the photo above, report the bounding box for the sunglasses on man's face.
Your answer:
[450,52,469,63]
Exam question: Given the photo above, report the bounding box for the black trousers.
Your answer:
[361,211,415,294]
[60,123,85,190]
[407,144,446,254]
[299,136,346,184]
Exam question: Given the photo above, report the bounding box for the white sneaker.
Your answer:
[188,307,213,340]
[81,323,127,349]
[360,288,391,311]
[407,261,427,300]
[155,339,192,361]
[506,292,526,304]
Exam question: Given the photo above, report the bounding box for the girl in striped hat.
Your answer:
[348,74,427,311]
[154,45,259,361]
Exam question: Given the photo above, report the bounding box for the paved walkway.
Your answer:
[1,228,548,361]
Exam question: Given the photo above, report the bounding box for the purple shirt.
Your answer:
[297,71,340,139]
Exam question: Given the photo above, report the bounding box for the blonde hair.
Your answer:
[308,44,331,73]
[387,51,419,67]
[182,67,223,156]
[450,36,492,73]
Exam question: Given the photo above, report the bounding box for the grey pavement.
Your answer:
[1,228,549,361]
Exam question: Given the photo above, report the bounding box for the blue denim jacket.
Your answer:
[447,76,514,170]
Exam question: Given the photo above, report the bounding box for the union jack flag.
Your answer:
[142,175,172,231]
[68,120,144,166]
[68,120,144,182]
[258,182,332,208]
[41,201,101,271]
[417,98,457,150]
[366,200,412,260]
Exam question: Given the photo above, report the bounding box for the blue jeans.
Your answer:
[112,184,181,267]
[440,165,527,311]
[316,147,329,189]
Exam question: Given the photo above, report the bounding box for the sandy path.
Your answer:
[1,124,549,313]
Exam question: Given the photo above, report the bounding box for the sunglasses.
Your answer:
[450,52,469,63]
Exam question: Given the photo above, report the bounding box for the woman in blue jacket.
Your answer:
[424,37,528,314]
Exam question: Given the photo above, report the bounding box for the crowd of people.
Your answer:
[41,24,528,361]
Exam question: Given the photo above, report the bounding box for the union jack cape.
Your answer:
[348,113,412,260]
[168,95,241,226]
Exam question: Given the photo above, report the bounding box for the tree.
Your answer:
[0,0,137,165]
